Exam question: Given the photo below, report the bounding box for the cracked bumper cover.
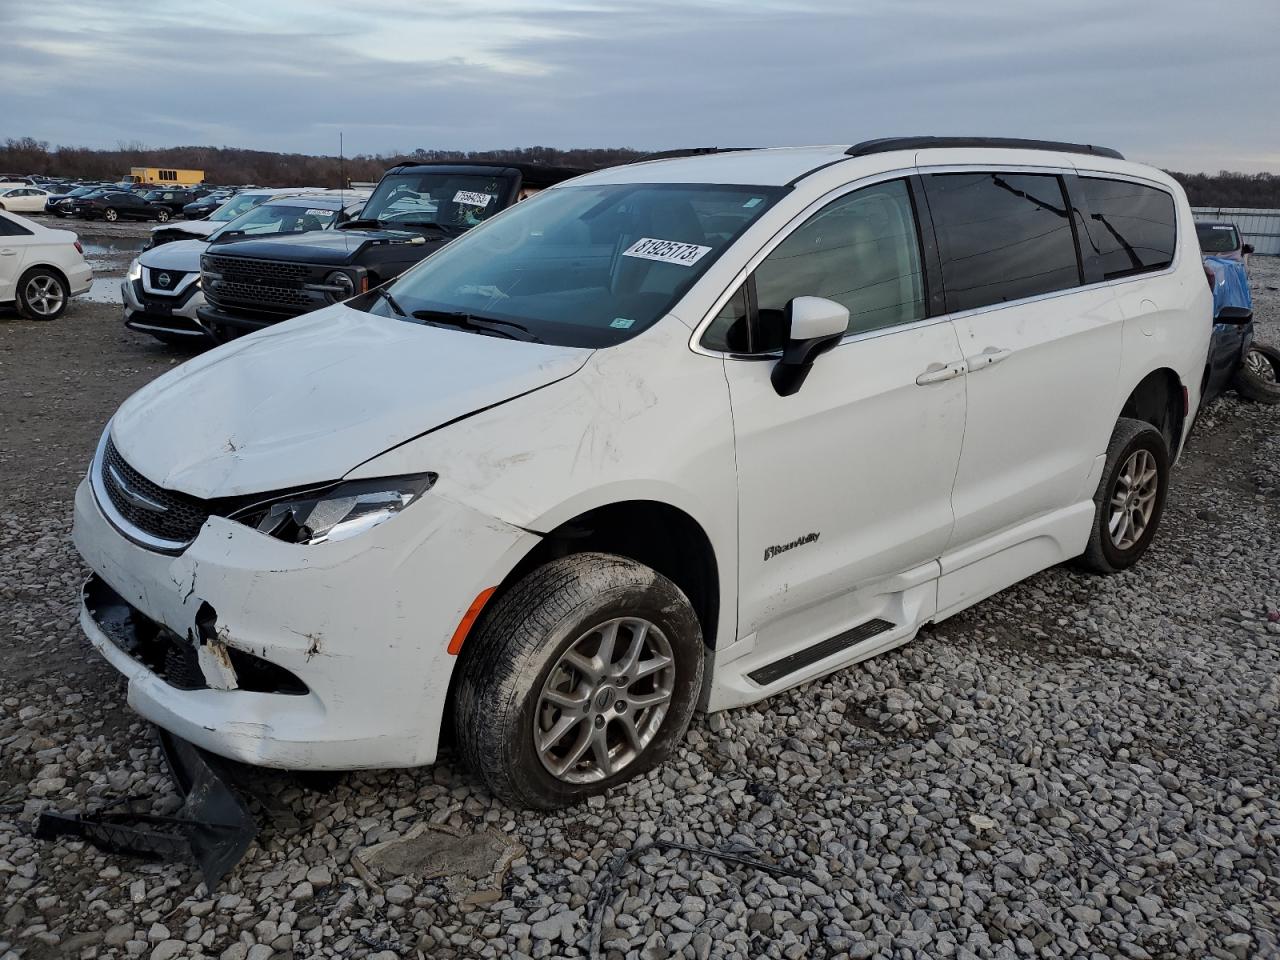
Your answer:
[72,476,539,770]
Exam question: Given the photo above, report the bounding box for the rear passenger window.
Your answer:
[1076,178,1176,280]
[923,173,1080,313]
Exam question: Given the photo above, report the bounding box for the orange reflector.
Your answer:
[448,587,496,655]
[360,276,369,293]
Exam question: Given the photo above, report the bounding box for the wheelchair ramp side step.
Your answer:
[748,618,896,686]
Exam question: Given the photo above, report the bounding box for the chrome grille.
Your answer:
[99,438,211,546]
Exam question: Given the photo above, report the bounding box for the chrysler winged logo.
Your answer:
[106,463,168,513]
[157,272,172,288]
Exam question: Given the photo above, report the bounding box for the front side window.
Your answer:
[924,172,1080,313]
[1076,177,1176,279]
[1196,222,1239,255]
[702,179,926,353]
[365,182,784,348]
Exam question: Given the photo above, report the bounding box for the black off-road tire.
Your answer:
[454,552,704,809]
[1076,418,1170,574]
[1233,343,1280,404]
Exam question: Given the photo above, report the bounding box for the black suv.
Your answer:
[197,162,585,339]
[142,188,210,216]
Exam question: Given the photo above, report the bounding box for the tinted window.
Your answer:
[924,172,1079,312]
[1076,178,1176,279]
[0,215,32,236]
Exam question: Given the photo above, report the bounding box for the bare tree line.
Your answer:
[3,137,1279,207]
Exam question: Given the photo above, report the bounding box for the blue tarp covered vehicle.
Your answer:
[1202,255,1278,403]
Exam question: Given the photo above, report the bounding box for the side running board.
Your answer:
[748,618,895,686]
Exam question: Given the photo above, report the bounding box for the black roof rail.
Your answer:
[846,137,1124,160]
[633,147,758,163]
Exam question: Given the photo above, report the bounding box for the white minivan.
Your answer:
[74,138,1212,807]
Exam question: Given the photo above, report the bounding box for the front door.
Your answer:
[719,177,966,676]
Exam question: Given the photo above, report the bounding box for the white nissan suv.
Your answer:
[73,138,1212,808]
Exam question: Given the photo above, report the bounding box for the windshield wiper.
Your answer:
[381,219,463,236]
[372,286,407,317]
[411,308,542,343]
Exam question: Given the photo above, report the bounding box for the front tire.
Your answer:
[1233,343,1280,404]
[1076,418,1170,574]
[454,553,704,809]
[155,209,171,223]
[17,268,69,320]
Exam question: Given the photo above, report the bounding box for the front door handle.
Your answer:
[964,347,1012,372]
[0,249,16,256]
[915,361,966,385]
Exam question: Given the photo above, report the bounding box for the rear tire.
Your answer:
[1076,418,1170,574]
[454,553,703,809]
[16,268,69,321]
[1233,343,1280,404]
[103,208,119,222]
[156,209,171,223]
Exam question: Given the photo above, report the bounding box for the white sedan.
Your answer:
[0,210,93,319]
[0,185,53,213]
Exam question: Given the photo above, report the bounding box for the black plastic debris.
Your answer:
[35,727,257,890]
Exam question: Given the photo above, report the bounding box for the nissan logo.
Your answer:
[157,272,172,288]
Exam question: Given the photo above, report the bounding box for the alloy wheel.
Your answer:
[534,617,675,783]
[1108,448,1159,550]
[1244,347,1278,384]
[23,275,65,318]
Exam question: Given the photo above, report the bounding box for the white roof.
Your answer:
[569,143,1166,189]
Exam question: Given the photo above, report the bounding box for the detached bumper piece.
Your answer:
[36,728,257,890]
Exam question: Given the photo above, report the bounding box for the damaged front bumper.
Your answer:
[72,475,538,770]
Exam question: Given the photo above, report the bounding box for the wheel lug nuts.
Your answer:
[615,702,626,713]
[593,715,605,728]
[616,677,628,686]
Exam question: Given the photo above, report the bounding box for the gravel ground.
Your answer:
[1,257,1277,960]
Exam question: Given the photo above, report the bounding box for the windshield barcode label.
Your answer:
[622,237,712,266]
[454,191,494,208]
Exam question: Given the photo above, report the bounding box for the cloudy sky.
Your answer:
[3,0,1277,172]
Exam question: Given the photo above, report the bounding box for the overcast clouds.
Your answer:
[2,0,1277,172]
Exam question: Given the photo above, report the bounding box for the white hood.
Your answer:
[110,305,591,498]
[138,237,207,271]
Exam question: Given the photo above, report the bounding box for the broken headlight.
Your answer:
[233,474,436,545]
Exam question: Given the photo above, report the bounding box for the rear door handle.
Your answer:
[915,361,966,385]
[964,347,1012,372]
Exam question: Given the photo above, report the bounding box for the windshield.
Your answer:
[210,201,339,241]
[1196,223,1240,253]
[359,172,513,231]
[208,193,269,222]
[362,182,784,348]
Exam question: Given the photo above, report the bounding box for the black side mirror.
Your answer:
[1214,306,1253,326]
[1241,243,1254,255]
[770,297,849,397]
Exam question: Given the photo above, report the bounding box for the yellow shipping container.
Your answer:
[128,167,205,186]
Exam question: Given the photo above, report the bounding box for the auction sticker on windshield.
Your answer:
[454,191,494,208]
[622,237,712,266]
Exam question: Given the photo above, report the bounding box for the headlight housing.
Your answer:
[232,474,436,545]
[127,259,142,281]
[325,270,355,302]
